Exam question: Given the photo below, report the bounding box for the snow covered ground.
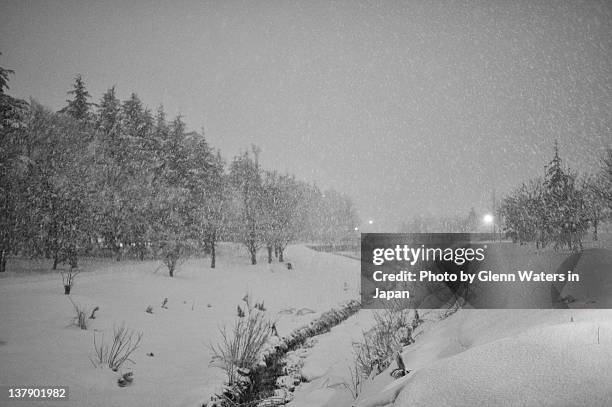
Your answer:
[2,242,611,407]
[0,244,360,407]
[353,308,612,407]
[352,244,612,407]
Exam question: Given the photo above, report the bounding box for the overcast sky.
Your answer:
[1,0,611,230]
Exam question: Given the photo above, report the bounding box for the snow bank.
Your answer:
[355,246,612,407]
[394,321,612,407]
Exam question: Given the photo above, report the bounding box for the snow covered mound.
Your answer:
[395,321,612,407]
[355,245,612,407]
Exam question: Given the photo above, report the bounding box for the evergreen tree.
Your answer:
[93,87,127,259]
[542,142,588,250]
[0,54,14,95]
[96,86,122,153]
[0,62,29,272]
[63,74,95,121]
[581,174,608,241]
[25,103,93,268]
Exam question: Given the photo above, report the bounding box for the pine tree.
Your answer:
[25,103,93,269]
[543,142,588,250]
[0,61,29,272]
[0,54,15,95]
[63,74,94,121]
[93,87,126,260]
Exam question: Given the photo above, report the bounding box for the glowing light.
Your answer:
[483,214,494,224]
[368,220,374,225]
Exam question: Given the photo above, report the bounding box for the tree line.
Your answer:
[0,69,359,274]
[398,207,481,234]
[498,142,611,251]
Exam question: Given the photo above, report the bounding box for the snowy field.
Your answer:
[1,242,612,407]
[0,244,360,407]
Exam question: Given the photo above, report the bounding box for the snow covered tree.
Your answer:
[501,143,591,250]
[599,148,612,211]
[62,74,95,121]
[499,179,546,246]
[92,87,129,260]
[25,103,93,268]
[149,115,194,276]
[261,171,302,263]
[0,57,14,94]
[193,150,228,269]
[0,62,29,272]
[581,174,609,242]
[229,148,265,265]
[542,142,588,251]
[119,93,156,259]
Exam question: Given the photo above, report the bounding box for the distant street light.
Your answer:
[368,220,374,225]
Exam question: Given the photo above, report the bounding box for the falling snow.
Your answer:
[1,0,610,226]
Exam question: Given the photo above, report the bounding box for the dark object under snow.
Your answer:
[89,306,99,319]
[391,352,410,379]
[118,372,134,387]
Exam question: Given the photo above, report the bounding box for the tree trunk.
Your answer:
[267,245,273,264]
[279,247,284,263]
[0,250,6,273]
[53,252,60,270]
[248,240,257,265]
[68,246,78,269]
[210,237,216,269]
[593,220,598,241]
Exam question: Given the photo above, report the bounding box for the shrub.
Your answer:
[61,269,80,294]
[342,362,364,400]
[210,296,272,386]
[352,302,415,377]
[68,297,89,330]
[91,323,143,371]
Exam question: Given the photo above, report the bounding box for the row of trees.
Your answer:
[499,142,611,251]
[398,207,481,233]
[0,69,359,274]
